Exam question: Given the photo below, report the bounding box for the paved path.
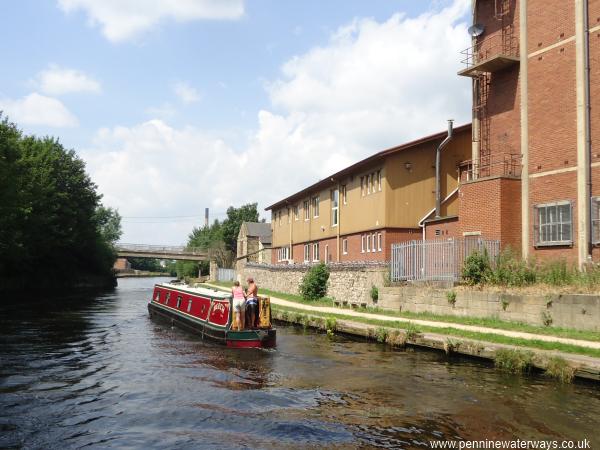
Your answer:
[204,283,600,350]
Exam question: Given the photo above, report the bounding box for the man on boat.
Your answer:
[245,277,259,329]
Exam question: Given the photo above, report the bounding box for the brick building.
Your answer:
[267,0,600,267]
[456,0,600,266]
[266,125,472,264]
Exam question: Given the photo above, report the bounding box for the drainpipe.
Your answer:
[576,0,592,267]
[584,0,592,263]
[583,0,594,261]
[436,120,454,218]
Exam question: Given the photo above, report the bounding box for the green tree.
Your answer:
[299,262,330,300]
[0,114,121,289]
[95,205,122,245]
[221,203,259,253]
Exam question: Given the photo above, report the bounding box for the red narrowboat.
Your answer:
[148,283,276,348]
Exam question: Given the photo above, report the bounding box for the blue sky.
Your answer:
[0,0,472,244]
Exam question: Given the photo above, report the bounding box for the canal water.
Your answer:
[1,277,599,449]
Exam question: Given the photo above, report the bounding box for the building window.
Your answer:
[312,196,320,218]
[361,235,366,253]
[294,205,299,221]
[325,244,329,263]
[371,233,376,252]
[312,242,319,261]
[278,211,282,226]
[342,238,348,254]
[278,247,290,261]
[366,234,371,252]
[377,170,382,191]
[304,200,310,220]
[535,202,572,246]
[331,188,339,226]
[367,175,371,195]
[593,197,600,244]
[377,233,382,251]
[303,244,310,262]
[360,177,365,197]
[341,185,347,205]
[287,207,291,224]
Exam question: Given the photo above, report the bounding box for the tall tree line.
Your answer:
[0,115,122,290]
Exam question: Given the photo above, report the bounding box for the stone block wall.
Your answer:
[238,261,388,305]
[379,286,600,331]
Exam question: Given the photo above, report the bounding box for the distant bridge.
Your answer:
[116,243,210,261]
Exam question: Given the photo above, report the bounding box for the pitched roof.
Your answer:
[265,123,471,211]
[243,222,272,243]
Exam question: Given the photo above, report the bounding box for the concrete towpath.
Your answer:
[204,283,600,350]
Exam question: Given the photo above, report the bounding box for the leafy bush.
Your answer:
[494,349,534,374]
[375,327,388,343]
[487,248,537,287]
[370,285,379,302]
[545,356,575,383]
[299,262,330,300]
[539,259,573,286]
[325,317,337,332]
[462,250,491,285]
[446,290,457,306]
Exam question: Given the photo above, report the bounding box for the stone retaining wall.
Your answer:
[237,262,387,305]
[379,287,600,331]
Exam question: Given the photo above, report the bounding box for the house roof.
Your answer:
[265,123,471,211]
[243,222,272,244]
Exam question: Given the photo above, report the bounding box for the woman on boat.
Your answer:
[231,281,246,331]
[245,277,259,329]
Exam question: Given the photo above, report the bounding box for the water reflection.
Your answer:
[1,277,599,449]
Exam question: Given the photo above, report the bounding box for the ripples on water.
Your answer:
[1,277,599,449]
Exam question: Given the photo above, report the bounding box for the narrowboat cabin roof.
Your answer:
[157,282,231,299]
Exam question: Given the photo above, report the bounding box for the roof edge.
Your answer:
[265,123,471,211]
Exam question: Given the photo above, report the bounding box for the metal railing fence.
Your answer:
[390,238,500,282]
[217,268,236,282]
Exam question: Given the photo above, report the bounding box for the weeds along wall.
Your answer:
[379,287,600,332]
[238,261,388,305]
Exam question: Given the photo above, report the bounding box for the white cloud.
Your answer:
[58,0,245,43]
[0,93,78,127]
[32,64,101,96]
[172,81,201,104]
[81,0,472,245]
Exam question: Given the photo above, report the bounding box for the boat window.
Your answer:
[187,299,193,312]
[154,291,160,301]
[176,296,182,308]
[165,292,171,304]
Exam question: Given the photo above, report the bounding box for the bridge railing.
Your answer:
[116,243,207,256]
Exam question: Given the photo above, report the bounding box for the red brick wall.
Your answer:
[458,177,521,253]
[270,227,419,264]
[528,42,577,174]
[591,20,600,168]
[424,217,459,240]
[113,258,130,270]
[528,0,574,54]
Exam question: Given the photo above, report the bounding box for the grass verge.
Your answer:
[206,281,600,343]
[271,303,600,358]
